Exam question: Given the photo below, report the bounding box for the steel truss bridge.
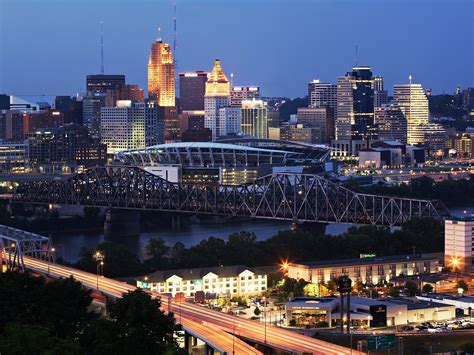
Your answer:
[12,166,448,226]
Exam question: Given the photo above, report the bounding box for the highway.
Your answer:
[23,257,361,354]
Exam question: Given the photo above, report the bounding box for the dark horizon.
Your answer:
[1,0,473,100]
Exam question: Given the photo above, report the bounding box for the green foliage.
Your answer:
[388,286,402,297]
[94,289,181,354]
[457,279,469,292]
[75,242,144,278]
[254,306,261,316]
[404,280,419,297]
[422,284,434,293]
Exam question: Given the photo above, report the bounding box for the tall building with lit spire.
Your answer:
[148,39,175,107]
[204,59,231,140]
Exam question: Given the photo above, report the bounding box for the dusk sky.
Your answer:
[1,0,473,100]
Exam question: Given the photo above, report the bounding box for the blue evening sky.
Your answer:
[0,0,473,99]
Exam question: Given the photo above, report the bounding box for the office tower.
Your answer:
[267,111,280,128]
[445,219,474,272]
[55,96,83,124]
[374,105,408,144]
[297,107,334,142]
[0,110,25,141]
[393,83,429,145]
[82,94,106,138]
[105,84,145,107]
[374,76,388,108]
[148,39,175,106]
[410,123,446,158]
[334,66,376,155]
[218,107,241,136]
[0,95,9,110]
[179,71,208,111]
[158,106,179,142]
[0,141,28,173]
[446,134,474,159]
[241,100,268,139]
[280,124,320,144]
[144,100,164,146]
[230,86,260,107]
[22,110,64,135]
[28,124,107,173]
[100,101,146,153]
[204,59,231,140]
[308,80,337,112]
[6,95,39,112]
[86,74,125,94]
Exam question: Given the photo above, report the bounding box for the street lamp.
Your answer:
[47,247,55,276]
[93,251,104,291]
[262,296,267,343]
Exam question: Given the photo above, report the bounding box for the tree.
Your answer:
[404,280,419,297]
[254,306,261,316]
[457,279,468,292]
[95,289,181,354]
[422,284,434,293]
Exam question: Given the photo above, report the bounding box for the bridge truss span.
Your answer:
[13,166,448,226]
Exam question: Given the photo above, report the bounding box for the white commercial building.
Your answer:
[137,265,270,297]
[218,107,241,136]
[241,99,268,139]
[444,218,474,272]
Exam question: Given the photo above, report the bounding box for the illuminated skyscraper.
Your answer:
[241,100,268,139]
[148,39,175,107]
[392,83,429,145]
[374,76,388,108]
[230,86,260,107]
[204,59,231,140]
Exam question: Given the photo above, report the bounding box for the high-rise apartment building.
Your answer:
[230,86,260,107]
[308,80,337,112]
[374,105,408,144]
[446,134,474,159]
[0,110,25,141]
[86,75,125,94]
[445,218,474,272]
[204,59,231,140]
[100,101,146,153]
[374,76,388,108]
[297,107,334,142]
[241,100,268,139]
[82,94,106,138]
[392,83,429,145]
[145,100,164,147]
[179,71,209,111]
[148,39,175,106]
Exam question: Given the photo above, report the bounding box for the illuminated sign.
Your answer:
[360,253,376,259]
[184,73,198,77]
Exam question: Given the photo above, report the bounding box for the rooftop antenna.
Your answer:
[173,1,177,53]
[355,44,358,66]
[157,27,162,41]
[100,21,105,74]
[409,74,412,85]
[230,72,234,87]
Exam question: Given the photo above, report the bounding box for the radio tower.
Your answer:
[173,1,179,95]
[100,21,105,74]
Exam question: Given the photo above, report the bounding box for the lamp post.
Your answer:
[262,296,267,343]
[93,251,104,291]
[47,247,55,276]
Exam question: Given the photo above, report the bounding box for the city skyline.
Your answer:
[1,0,473,100]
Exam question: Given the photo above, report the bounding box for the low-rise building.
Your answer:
[417,294,474,316]
[287,253,442,286]
[137,265,272,297]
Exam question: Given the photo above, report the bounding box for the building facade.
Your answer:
[287,253,441,286]
[148,39,175,107]
[230,86,260,107]
[179,71,208,111]
[308,80,337,113]
[374,76,388,108]
[374,105,408,144]
[0,141,28,173]
[218,107,241,136]
[100,101,146,153]
[392,84,429,145]
[137,265,269,297]
[297,107,334,142]
[86,74,125,94]
[204,59,231,140]
[82,94,106,138]
[445,218,474,272]
[241,99,268,139]
[446,134,474,158]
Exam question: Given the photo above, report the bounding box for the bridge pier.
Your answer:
[171,214,181,231]
[104,209,140,238]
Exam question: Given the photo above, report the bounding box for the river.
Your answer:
[51,207,472,262]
